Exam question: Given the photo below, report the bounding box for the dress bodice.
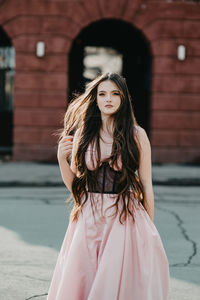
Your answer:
[85,143,122,194]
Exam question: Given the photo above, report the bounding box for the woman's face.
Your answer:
[96,80,121,117]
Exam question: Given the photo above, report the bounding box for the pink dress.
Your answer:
[47,144,170,300]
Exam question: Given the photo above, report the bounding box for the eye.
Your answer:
[98,93,105,96]
[113,92,120,95]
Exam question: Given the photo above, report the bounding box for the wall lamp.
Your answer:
[177,45,186,61]
[36,41,45,58]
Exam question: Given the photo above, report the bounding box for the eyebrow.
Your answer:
[98,90,120,93]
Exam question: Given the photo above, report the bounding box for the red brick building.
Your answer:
[0,0,199,163]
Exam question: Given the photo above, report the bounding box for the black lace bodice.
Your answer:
[87,161,122,194]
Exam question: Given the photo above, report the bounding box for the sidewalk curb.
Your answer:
[0,179,199,187]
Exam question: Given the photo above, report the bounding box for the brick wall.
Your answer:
[0,0,199,163]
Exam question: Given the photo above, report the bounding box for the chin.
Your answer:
[103,111,115,117]
[105,108,117,114]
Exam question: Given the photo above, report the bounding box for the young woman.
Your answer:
[47,73,170,300]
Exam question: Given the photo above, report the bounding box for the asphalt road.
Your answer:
[0,186,200,300]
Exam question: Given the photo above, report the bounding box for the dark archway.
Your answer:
[0,27,15,156]
[68,19,152,134]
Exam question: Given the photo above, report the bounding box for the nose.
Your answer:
[106,94,112,102]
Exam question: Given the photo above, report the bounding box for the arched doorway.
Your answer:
[68,19,152,134]
[0,27,15,157]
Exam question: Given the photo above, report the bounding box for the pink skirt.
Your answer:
[47,193,170,300]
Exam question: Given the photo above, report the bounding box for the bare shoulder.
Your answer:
[134,125,148,141]
[133,125,151,151]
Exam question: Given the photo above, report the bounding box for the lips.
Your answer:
[105,105,113,108]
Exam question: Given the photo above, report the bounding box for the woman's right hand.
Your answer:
[57,135,74,162]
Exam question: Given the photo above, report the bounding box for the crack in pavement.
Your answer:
[24,274,49,282]
[25,293,48,300]
[155,202,197,267]
[0,271,49,282]
[156,199,200,205]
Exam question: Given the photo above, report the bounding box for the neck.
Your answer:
[101,114,114,134]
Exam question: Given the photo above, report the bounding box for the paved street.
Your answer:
[0,162,200,299]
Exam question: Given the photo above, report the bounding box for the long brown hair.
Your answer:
[57,72,145,224]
